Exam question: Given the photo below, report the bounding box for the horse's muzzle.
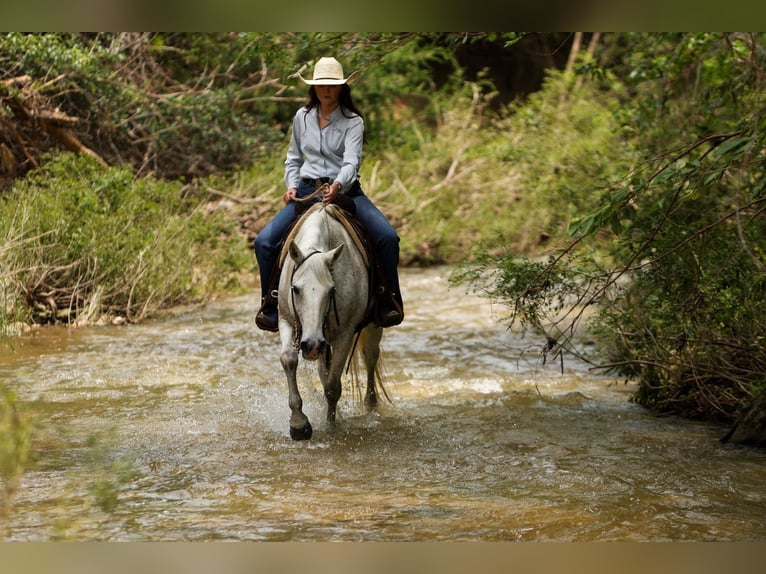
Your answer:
[300,338,326,361]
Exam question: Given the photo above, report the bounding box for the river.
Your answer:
[1,267,765,541]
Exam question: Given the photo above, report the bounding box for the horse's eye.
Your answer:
[292,285,300,295]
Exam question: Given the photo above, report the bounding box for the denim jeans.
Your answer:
[254,180,402,304]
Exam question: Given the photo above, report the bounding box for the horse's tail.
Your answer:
[346,327,392,406]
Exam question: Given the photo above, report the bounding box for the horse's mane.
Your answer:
[278,203,368,268]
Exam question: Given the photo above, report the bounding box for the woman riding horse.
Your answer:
[254,56,404,332]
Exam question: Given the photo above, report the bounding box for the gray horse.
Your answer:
[277,204,384,440]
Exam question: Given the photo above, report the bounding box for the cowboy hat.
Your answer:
[299,57,358,85]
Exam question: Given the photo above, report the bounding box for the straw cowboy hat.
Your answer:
[299,57,358,85]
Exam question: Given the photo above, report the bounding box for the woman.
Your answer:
[254,56,404,332]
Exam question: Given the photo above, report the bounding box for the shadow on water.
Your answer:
[2,267,765,540]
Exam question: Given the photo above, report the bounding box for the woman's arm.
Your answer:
[284,112,304,191]
[336,116,364,191]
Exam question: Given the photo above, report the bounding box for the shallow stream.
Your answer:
[2,267,764,541]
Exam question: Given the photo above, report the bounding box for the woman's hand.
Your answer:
[323,181,341,204]
[283,188,297,204]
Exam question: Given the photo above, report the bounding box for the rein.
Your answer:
[293,183,330,205]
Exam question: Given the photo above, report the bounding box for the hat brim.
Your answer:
[299,70,359,86]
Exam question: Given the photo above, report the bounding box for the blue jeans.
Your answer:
[254,180,402,305]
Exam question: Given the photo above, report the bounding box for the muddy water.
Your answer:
[1,267,765,541]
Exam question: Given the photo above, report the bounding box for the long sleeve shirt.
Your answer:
[284,105,364,193]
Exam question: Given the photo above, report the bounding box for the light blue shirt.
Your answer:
[284,106,364,193]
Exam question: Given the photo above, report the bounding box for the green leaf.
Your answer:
[610,187,633,204]
[714,136,749,158]
[702,171,722,186]
[568,213,596,238]
[750,175,766,199]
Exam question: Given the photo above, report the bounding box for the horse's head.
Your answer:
[288,240,344,361]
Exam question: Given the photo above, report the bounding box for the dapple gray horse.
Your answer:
[278,203,385,440]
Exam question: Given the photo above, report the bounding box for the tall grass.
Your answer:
[0,153,252,333]
[359,72,633,265]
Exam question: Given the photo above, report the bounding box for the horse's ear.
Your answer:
[327,244,344,269]
[288,240,306,266]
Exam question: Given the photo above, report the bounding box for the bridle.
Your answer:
[290,249,340,371]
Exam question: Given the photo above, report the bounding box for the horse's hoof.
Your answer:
[290,422,313,441]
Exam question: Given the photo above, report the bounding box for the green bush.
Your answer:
[0,153,250,330]
[454,33,766,423]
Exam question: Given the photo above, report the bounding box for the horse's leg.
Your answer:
[361,326,383,410]
[280,321,312,440]
[320,334,354,425]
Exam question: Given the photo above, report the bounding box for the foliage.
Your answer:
[582,33,766,420]
[0,153,250,330]
[454,32,766,422]
[347,66,631,266]
[449,66,634,312]
[0,388,33,519]
[83,430,138,515]
[0,33,476,183]
[0,32,289,180]
[494,68,635,249]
